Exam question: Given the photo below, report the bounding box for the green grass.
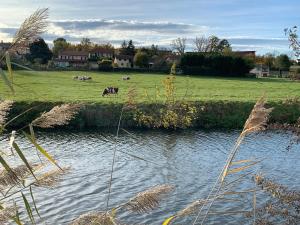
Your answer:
[1,70,300,103]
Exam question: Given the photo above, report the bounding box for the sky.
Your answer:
[0,0,300,55]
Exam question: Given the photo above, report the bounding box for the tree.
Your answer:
[285,26,300,57]
[119,40,128,55]
[217,39,231,52]
[26,38,53,64]
[127,40,135,56]
[275,54,291,76]
[119,40,135,56]
[52,38,70,57]
[194,36,231,53]
[150,44,159,56]
[264,53,276,69]
[207,36,220,52]
[194,36,210,52]
[78,38,93,51]
[134,50,149,68]
[171,38,186,55]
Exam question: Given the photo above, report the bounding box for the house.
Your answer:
[54,50,89,68]
[89,47,114,59]
[250,64,270,77]
[164,54,181,64]
[0,40,10,52]
[114,55,133,68]
[233,51,256,59]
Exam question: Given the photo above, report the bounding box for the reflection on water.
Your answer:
[1,130,299,224]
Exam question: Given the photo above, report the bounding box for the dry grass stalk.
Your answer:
[245,174,300,224]
[123,184,173,213]
[0,206,16,224]
[242,97,273,135]
[124,87,137,110]
[192,97,273,225]
[34,167,69,187]
[10,8,49,52]
[0,165,29,188]
[177,199,206,217]
[70,212,120,225]
[32,104,81,128]
[0,100,13,126]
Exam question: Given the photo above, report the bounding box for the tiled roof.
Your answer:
[89,48,114,54]
[58,51,89,56]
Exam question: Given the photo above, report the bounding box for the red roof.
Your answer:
[89,47,114,54]
[233,51,256,57]
[58,50,89,56]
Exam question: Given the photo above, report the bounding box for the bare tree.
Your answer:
[171,38,186,55]
[285,26,300,57]
[194,36,210,52]
[194,35,231,53]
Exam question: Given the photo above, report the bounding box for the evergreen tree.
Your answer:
[127,40,135,56]
[26,38,53,64]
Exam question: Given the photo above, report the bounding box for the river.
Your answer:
[1,129,299,224]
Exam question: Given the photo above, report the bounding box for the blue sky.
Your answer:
[0,0,299,55]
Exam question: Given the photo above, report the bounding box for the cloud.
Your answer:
[43,19,210,47]
[0,19,292,55]
[51,19,201,33]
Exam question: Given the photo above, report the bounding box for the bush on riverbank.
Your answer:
[6,100,300,130]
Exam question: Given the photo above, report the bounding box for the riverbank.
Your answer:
[6,100,300,130]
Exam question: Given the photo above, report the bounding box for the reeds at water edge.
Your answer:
[32,104,81,128]
[0,100,13,127]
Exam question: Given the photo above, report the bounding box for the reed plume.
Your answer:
[10,8,49,52]
[70,212,120,225]
[32,104,81,128]
[192,97,273,225]
[0,100,13,126]
[123,184,173,213]
[242,97,273,135]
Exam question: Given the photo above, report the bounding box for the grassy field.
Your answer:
[1,70,300,103]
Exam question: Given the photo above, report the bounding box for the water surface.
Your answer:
[2,130,299,224]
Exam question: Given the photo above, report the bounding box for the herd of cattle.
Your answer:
[73,75,92,81]
[73,75,131,97]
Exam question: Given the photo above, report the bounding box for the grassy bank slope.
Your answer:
[0,71,299,103]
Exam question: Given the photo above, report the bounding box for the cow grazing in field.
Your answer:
[102,87,119,97]
[122,76,130,80]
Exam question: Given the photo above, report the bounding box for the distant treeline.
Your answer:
[180,53,254,77]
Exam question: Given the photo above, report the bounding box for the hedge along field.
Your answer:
[0,70,300,103]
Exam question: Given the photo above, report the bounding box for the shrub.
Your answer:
[134,51,149,68]
[99,59,113,71]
